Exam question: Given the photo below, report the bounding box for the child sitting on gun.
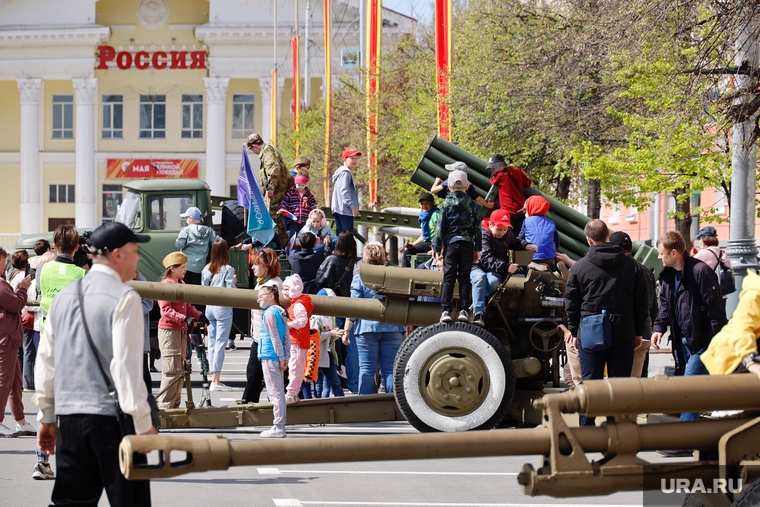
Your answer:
[282,274,314,404]
[298,209,338,253]
[432,162,482,323]
[518,195,560,271]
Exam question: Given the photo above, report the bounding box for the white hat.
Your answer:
[447,170,469,189]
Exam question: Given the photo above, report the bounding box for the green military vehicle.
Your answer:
[15,179,249,284]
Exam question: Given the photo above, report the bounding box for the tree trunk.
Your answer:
[556,175,571,200]
[586,178,601,219]
[672,187,693,246]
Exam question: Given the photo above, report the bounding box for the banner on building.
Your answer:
[107,159,199,179]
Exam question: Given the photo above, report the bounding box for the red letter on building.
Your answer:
[170,51,187,69]
[134,51,150,70]
[116,51,133,70]
[97,45,116,69]
[190,51,207,69]
[152,51,167,69]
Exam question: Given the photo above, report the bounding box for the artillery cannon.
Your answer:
[131,257,568,433]
[120,374,760,505]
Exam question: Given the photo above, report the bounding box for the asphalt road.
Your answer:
[0,342,683,506]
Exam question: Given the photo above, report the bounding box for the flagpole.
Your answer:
[323,0,332,205]
[435,0,452,141]
[272,0,279,146]
[366,0,381,207]
[292,36,300,157]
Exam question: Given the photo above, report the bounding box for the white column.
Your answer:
[259,77,272,143]
[17,78,42,234]
[204,77,230,196]
[73,77,98,228]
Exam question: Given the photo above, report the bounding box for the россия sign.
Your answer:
[97,45,207,70]
[107,159,199,179]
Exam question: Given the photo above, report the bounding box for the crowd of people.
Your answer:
[0,131,756,505]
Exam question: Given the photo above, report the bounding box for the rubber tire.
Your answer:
[220,200,246,246]
[731,478,760,507]
[682,493,706,506]
[393,321,515,433]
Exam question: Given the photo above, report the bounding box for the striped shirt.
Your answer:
[278,186,318,224]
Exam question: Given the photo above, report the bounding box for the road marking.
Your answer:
[260,468,517,476]
[273,501,641,507]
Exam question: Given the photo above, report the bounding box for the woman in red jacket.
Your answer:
[156,252,206,409]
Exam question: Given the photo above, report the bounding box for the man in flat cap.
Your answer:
[35,222,157,506]
[246,133,292,248]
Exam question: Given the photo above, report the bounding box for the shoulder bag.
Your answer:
[77,279,160,435]
[579,264,625,352]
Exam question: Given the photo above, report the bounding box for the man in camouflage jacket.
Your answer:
[247,133,293,248]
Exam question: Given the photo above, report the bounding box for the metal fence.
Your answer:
[0,234,20,253]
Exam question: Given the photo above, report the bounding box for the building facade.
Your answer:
[0,0,415,236]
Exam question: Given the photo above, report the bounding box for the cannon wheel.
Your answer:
[393,322,515,432]
[731,478,760,506]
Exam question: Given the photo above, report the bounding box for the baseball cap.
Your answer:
[247,133,264,146]
[444,161,469,173]
[489,209,512,228]
[180,207,202,220]
[418,192,435,203]
[696,226,718,239]
[610,231,633,251]
[342,148,362,160]
[88,222,150,256]
[448,170,469,189]
[486,154,507,170]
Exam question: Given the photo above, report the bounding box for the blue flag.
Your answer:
[239,147,275,245]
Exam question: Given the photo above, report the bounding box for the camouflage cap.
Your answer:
[246,133,264,147]
[293,156,311,167]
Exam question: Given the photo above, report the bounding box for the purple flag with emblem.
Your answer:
[239,147,275,245]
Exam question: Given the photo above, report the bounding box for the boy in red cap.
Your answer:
[518,195,559,269]
[331,148,361,234]
[470,209,537,326]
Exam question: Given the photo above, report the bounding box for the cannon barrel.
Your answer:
[128,274,442,328]
[120,418,745,481]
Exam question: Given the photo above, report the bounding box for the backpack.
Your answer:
[709,249,736,295]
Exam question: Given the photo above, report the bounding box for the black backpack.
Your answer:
[709,249,736,295]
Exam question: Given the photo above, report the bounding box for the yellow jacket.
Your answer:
[702,270,760,375]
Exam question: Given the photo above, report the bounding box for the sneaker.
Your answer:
[260,426,286,438]
[285,395,299,405]
[228,340,236,350]
[440,311,452,323]
[472,313,485,327]
[0,423,19,438]
[16,421,37,436]
[32,462,55,480]
[457,310,470,322]
[209,383,233,392]
[23,387,35,393]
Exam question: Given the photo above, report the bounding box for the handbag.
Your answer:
[579,264,625,352]
[77,279,160,435]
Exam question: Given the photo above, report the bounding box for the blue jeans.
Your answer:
[357,331,404,395]
[336,318,359,392]
[470,268,503,314]
[206,306,232,373]
[680,337,709,422]
[577,340,635,426]
[318,352,345,398]
[334,213,354,235]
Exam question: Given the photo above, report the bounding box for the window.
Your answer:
[139,95,166,139]
[49,184,75,203]
[102,184,123,222]
[714,187,728,215]
[182,95,203,138]
[52,95,74,139]
[232,94,254,139]
[229,185,238,200]
[102,95,123,139]
[608,203,620,225]
[148,195,192,230]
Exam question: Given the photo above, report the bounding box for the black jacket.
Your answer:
[564,243,648,344]
[475,225,526,277]
[314,255,358,297]
[289,248,327,295]
[653,255,726,353]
